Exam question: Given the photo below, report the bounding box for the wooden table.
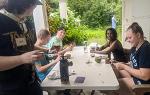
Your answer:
[41,46,119,94]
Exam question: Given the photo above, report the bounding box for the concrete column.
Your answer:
[122,0,150,48]
[59,0,67,20]
[33,0,49,33]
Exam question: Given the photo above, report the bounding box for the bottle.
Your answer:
[95,43,98,50]
[84,41,88,53]
[59,56,70,84]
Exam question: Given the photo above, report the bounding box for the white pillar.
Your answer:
[59,0,67,20]
[33,0,49,33]
[122,0,150,48]
[122,0,132,48]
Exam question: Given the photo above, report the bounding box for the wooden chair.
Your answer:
[132,84,150,95]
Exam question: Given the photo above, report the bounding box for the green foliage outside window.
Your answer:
[68,0,122,28]
[45,0,122,45]
[45,0,88,45]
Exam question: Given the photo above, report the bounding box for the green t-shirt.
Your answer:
[46,36,63,49]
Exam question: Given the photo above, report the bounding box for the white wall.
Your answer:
[122,0,150,48]
[33,0,49,33]
[132,0,150,42]
[33,0,67,33]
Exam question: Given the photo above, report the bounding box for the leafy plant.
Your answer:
[68,0,122,28]
[45,0,122,45]
[45,0,87,45]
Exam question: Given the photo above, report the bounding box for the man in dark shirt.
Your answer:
[0,0,43,95]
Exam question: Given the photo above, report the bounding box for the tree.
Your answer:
[45,0,88,45]
[68,0,122,28]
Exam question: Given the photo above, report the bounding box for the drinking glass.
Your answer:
[83,41,88,53]
[52,43,61,53]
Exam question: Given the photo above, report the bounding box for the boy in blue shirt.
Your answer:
[34,29,60,81]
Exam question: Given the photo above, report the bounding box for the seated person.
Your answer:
[112,22,150,95]
[46,27,74,55]
[34,29,61,81]
[34,29,50,52]
[91,28,128,63]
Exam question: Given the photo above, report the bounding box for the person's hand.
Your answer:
[110,59,118,64]
[112,62,125,70]
[54,55,61,63]
[65,44,74,51]
[19,50,43,64]
[71,42,76,47]
[48,49,57,54]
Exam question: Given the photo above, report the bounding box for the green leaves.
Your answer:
[45,0,87,45]
[68,0,122,28]
[45,0,122,45]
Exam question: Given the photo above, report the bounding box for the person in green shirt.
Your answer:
[46,27,74,55]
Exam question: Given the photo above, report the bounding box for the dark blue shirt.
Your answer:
[130,40,150,85]
[0,12,36,83]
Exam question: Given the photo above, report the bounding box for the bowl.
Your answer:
[95,56,102,63]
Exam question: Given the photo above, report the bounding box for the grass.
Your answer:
[84,27,122,45]
[85,28,106,45]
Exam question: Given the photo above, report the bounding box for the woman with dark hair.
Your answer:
[0,0,43,95]
[112,22,150,95]
[92,28,128,63]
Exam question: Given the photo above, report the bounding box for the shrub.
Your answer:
[46,4,87,45]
